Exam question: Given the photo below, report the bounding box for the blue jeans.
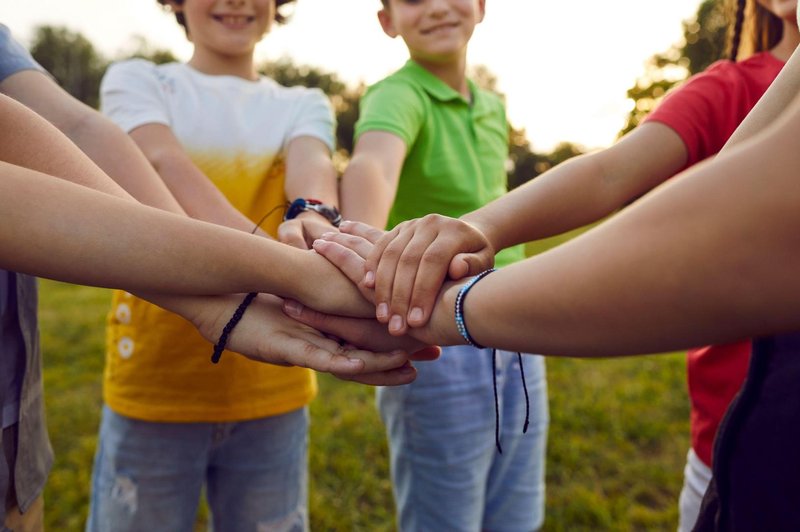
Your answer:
[86,406,308,532]
[377,346,548,532]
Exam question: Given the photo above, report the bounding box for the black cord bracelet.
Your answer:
[211,291,258,364]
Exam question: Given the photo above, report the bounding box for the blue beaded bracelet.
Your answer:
[454,268,496,349]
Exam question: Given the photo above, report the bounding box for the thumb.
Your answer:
[449,251,494,279]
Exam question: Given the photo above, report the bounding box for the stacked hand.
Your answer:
[281,217,495,351]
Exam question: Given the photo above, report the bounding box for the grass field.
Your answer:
[38,230,690,530]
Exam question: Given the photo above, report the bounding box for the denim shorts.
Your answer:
[86,405,308,532]
[377,345,548,531]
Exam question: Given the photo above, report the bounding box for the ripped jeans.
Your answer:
[86,406,308,532]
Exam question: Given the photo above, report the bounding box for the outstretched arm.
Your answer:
[308,87,800,356]
[0,94,372,315]
[344,121,687,331]
[0,69,184,214]
[416,88,800,356]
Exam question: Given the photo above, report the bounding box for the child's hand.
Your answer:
[283,299,442,359]
[189,293,421,386]
[337,216,495,334]
[278,211,340,250]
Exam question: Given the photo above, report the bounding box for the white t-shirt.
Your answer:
[101,59,335,218]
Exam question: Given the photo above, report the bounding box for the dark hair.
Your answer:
[158,0,297,36]
[728,0,784,61]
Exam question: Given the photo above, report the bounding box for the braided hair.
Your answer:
[728,0,746,61]
[728,0,785,62]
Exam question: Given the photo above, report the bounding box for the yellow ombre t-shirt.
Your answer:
[99,60,336,421]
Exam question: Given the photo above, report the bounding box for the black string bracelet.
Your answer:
[210,206,288,364]
[211,291,257,364]
[454,269,530,453]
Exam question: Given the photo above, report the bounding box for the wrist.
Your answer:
[284,197,342,227]
[460,213,499,253]
[424,280,468,346]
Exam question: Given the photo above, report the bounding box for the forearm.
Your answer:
[63,112,185,214]
[463,125,686,252]
[0,162,371,315]
[152,154,263,234]
[0,72,182,213]
[284,138,339,206]
[340,157,396,228]
[0,94,132,200]
[435,102,800,356]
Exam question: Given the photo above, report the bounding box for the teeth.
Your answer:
[217,15,250,25]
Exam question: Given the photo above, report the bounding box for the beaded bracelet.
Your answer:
[211,292,258,364]
[454,268,496,349]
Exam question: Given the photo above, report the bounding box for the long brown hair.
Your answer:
[728,0,784,61]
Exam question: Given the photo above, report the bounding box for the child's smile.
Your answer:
[211,14,257,29]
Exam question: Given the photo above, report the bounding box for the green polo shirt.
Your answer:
[355,60,524,267]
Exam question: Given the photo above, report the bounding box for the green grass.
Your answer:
[38,229,690,530]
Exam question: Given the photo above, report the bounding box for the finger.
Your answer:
[409,345,441,361]
[277,222,310,250]
[373,230,415,325]
[312,240,368,287]
[283,300,425,352]
[448,250,496,279]
[318,232,374,260]
[388,231,449,329]
[364,225,403,287]
[272,330,410,376]
[333,363,417,386]
[339,220,386,244]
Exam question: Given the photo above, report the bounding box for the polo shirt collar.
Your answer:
[404,60,485,111]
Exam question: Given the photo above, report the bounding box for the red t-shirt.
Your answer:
[643,52,785,466]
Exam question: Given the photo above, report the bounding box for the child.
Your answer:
[338,1,548,529]
[345,0,800,528]
[88,1,341,529]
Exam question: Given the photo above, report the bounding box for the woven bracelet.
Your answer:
[453,268,496,349]
[211,292,258,364]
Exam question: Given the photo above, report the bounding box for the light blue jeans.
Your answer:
[86,405,308,532]
[377,346,548,532]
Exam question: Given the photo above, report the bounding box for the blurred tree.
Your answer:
[620,0,728,135]
[29,25,109,108]
[507,129,584,190]
[123,35,178,65]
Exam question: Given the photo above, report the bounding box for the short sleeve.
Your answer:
[283,86,335,152]
[355,78,426,149]
[0,24,46,82]
[100,59,171,132]
[644,61,745,167]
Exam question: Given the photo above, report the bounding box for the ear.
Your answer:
[476,0,486,23]
[377,8,399,38]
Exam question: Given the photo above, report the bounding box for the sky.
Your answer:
[3,0,704,151]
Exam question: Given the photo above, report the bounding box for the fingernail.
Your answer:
[376,303,389,319]
[409,307,423,323]
[365,271,375,285]
[389,314,403,332]
[321,232,336,239]
[283,300,303,316]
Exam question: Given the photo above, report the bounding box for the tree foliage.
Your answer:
[29,26,108,109]
[620,0,728,136]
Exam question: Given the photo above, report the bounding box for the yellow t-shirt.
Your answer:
[100,60,336,421]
